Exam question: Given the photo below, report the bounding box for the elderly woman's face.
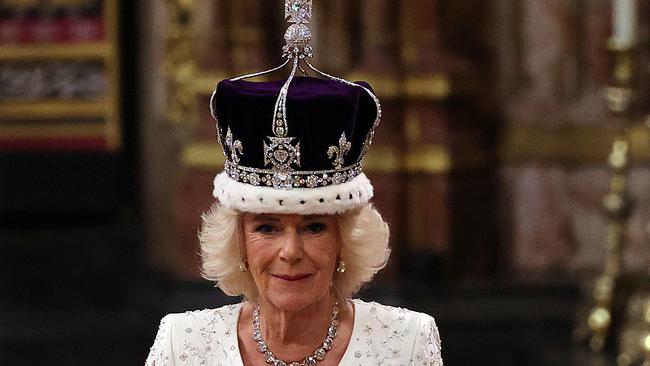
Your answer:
[242,213,340,311]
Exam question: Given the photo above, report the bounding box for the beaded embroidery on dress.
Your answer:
[145,299,442,366]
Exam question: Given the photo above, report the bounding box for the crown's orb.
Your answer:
[284,24,311,45]
[285,0,312,23]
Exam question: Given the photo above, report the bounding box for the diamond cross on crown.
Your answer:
[285,0,311,24]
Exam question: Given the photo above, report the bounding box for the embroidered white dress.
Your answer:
[145,299,443,366]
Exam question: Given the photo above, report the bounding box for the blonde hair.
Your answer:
[199,203,391,302]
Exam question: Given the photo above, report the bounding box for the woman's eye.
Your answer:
[255,224,277,234]
[305,222,326,234]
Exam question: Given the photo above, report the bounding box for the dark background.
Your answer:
[2,1,649,365]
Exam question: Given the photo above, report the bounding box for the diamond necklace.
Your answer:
[252,302,340,366]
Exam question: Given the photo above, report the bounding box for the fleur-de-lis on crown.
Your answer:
[327,132,352,169]
[225,127,243,164]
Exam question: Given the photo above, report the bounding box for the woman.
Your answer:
[145,76,443,365]
[148,206,442,365]
[147,13,442,363]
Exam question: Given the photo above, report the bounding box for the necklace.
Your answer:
[252,302,340,366]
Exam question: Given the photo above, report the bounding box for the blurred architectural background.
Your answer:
[1,0,650,364]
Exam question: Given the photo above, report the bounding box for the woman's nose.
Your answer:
[279,230,303,264]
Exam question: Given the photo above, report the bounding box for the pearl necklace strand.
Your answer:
[252,302,340,366]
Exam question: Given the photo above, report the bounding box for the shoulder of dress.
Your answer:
[346,300,441,364]
[162,302,243,327]
[352,299,427,323]
[150,303,243,364]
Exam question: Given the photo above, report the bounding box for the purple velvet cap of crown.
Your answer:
[212,77,377,171]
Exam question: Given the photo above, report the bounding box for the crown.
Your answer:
[209,0,381,214]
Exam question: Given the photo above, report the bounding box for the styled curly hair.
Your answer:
[199,203,390,302]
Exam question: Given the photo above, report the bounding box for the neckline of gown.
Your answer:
[232,299,361,365]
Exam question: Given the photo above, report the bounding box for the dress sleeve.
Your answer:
[410,313,443,366]
[145,314,175,366]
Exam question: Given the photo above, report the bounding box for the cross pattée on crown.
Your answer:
[285,0,312,24]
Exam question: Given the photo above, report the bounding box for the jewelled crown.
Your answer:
[209,0,381,214]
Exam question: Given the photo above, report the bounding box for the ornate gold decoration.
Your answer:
[0,0,121,151]
[0,43,111,60]
[344,73,403,99]
[189,72,233,95]
[0,121,106,138]
[0,100,108,119]
[181,142,225,169]
[404,145,452,174]
[617,126,650,366]
[403,74,452,100]
[103,0,121,151]
[618,292,650,366]
[501,123,650,164]
[574,40,643,357]
[362,146,401,173]
[164,0,199,125]
[585,137,630,351]
[344,73,460,100]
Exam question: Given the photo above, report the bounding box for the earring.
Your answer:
[336,259,346,273]
[238,262,248,272]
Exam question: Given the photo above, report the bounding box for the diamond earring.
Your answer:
[336,259,346,273]
[239,262,248,272]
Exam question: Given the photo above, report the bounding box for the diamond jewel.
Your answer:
[328,325,337,337]
[284,24,311,46]
[273,149,289,163]
[285,0,311,23]
[332,172,344,185]
[264,136,301,171]
[248,173,260,186]
[323,339,332,350]
[306,175,319,188]
[257,342,267,352]
[314,348,326,360]
[252,302,339,366]
[272,173,293,190]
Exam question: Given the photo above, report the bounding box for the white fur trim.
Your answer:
[212,172,374,214]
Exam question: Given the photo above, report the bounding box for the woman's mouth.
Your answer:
[272,273,312,281]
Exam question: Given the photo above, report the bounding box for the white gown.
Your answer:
[145,299,443,366]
